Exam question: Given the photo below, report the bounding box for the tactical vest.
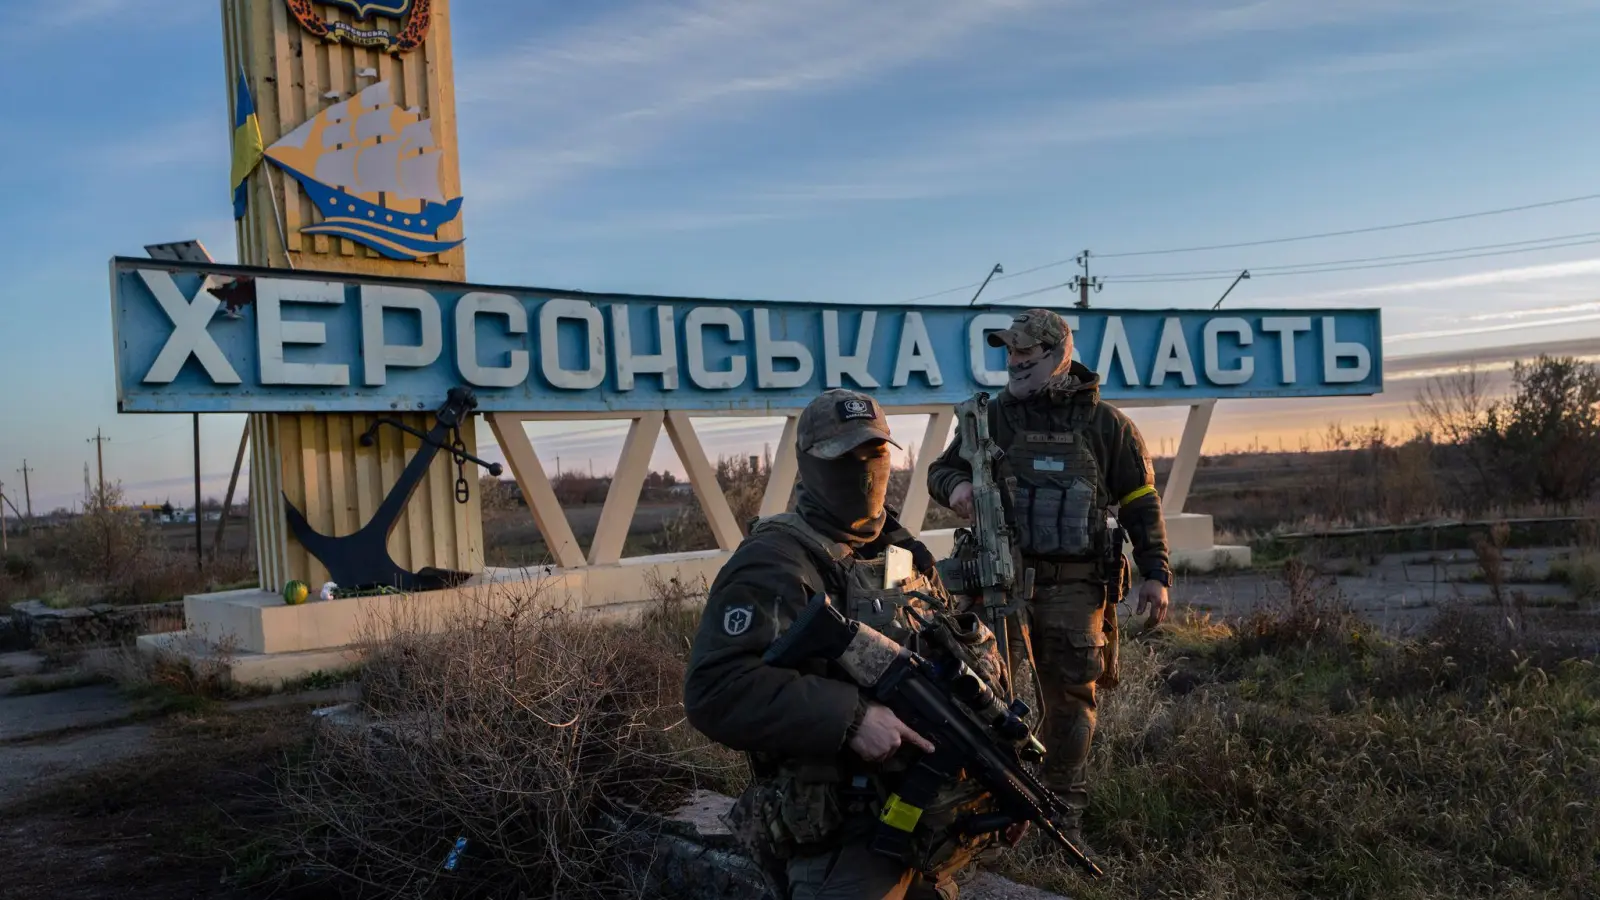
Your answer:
[997,397,1113,563]
[734,512,1008,878]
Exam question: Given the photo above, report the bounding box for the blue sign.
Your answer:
[109,259,1383,414]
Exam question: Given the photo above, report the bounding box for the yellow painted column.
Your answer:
[223,0,482,592]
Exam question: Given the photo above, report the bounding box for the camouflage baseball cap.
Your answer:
[987,308,1070,350]
[796,389,902,459]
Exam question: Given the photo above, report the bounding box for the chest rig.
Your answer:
[998,395,1111,563]
[750,512,941,649]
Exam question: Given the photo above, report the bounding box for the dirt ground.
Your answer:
[1,546,1595,899]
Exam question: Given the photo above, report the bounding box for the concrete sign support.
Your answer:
[220,0,476,592]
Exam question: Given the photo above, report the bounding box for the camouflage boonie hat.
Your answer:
[987,308,1071,350]
[797,389,902,459]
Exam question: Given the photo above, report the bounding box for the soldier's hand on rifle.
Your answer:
[1136,579,1170,628]
[949,482,974,518]
[849,701,936,762]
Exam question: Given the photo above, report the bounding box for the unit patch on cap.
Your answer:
[838,398,876,421]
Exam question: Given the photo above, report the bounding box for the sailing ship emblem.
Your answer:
[285,0,432,54]
[263,80,464,261]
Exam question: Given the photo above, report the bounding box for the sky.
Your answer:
[3,0,1600,514]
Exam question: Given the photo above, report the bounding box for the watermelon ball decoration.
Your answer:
[283,580,310,605]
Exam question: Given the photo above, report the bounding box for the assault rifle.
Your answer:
[763,593,1104,879]
[943,391,1034,699]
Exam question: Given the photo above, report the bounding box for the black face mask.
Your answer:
[796,448,891,545]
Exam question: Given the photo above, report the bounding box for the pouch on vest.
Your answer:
[1004,426,1109,561]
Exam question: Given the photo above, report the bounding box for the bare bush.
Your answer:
[993,583,1600,900]
[275,582,738,900]
[655,454,771,552]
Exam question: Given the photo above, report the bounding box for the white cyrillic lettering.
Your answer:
[1203,317,1254,386]
[138,269,241,385]
[1260,316,1312,384]
[968,312,1013,387]
[256,278,349,386]
[360,285,441,386]
[892,312,943,387]
[753,309,814,389]
[1321,317,1372,383]
[685,306,747,390]
[613,305,679,391]
[539,298,606,390]
[1150,317,1197,387]
[823,310,879,388]
[456,291,528,388]
[1095,316,1140,386]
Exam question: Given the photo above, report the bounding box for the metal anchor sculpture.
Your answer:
[282,386,503,593]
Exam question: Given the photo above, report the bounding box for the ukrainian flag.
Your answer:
[230,65,264,220]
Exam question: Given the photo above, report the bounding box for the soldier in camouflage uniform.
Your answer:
[685,389,1016,900]
[927,308,1172,862]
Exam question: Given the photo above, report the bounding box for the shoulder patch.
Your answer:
[722,605,754,636]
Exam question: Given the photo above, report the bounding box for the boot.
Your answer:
[1047,702,1103,870]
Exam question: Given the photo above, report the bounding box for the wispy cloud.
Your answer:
[0,0,204,38]
[1385,312,1600,344]
[457,0,1052,205]
[454,0,1600,237]
[1268,257,1600,304]
[102,116,223,170]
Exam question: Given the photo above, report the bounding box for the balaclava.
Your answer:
[796,447,891,546]
[793,390,900,546]
[1007,340,1073,401]
[987,308,1077,401]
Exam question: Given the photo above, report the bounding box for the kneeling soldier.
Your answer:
[685,389,1012,900]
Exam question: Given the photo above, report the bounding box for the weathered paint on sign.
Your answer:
[111,258,1383,414]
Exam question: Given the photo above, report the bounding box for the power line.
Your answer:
[1104,235,1600,285]
[969,233,1600,303]
[1095,230,1600,281]
[898,190,1600,303]
[1097,191,1600,259]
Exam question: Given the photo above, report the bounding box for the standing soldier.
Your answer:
[927,308,1172,864]
[685,389,1015,900]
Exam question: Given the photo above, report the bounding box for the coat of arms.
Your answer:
[285,0,433,54]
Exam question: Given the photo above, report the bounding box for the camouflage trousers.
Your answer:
[1006,574,1117,828]
[785,815,960,900]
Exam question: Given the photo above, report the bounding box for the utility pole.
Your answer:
[1069,249,1102,309]
[193,413,203,572]
[88,429,110,500]
[17,460,32,521]
[0,481,7,555]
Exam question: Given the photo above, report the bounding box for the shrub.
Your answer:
[992,570,1600,900]
[274,582,740,900]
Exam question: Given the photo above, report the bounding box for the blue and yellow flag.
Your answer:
[230,65,264,220]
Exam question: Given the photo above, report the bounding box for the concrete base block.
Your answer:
[142,514,1248,686]
[137,630,365,688]
[1172,544,1253,572]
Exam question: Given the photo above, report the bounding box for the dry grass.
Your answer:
[0,482,254,609]
[270,577,742,900]
[993,567,1600,900]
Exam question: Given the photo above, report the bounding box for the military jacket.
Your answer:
[927,361,1171,582]
[684,509,1005,871]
